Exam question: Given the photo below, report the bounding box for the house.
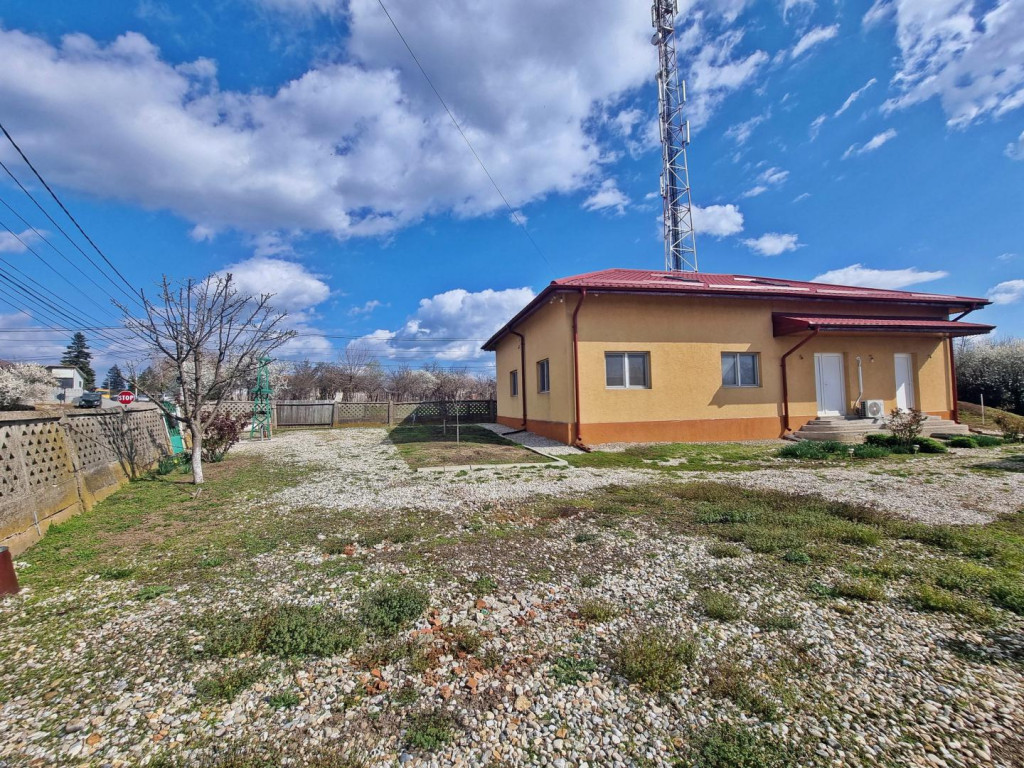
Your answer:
[44,365,86,404]
[481,269,994,446]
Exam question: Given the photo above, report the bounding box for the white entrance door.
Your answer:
[814,353,846,417]
[894,353,916,411]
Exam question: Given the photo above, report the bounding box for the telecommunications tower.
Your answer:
[652,0,698,272]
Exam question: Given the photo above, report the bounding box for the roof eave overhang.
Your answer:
[772,321,995,338]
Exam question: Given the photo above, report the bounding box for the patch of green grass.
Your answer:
[706,660,780,721]
[578,574,600,588]
[694,503,757,524]
[135,584,172,601]
[195,665,264,702]
[833,579,886,602]
[752,610,800,631]
[907,585,995,623]
[550,655,598,685]
[564,442,774,472]
[199,604,361,658]
[611,628,697,692]
[97,566,134,580]
[989,582,1024,615]
[852,443,891,459]
[471,575,497,595]
[699,590,744,621]
[404,709,455,751]
[933,560,1000,593]
[573,532,600,544]
[358,582,430,636]
[708,542,745,558]
[268,691,300,709]
[393,684,420,705]
[449,625,483,654]
[782,549,811,565]
[578,599,618,622]
[684,722,798,768]
[777,440,846,460]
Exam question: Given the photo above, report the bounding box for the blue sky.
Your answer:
[0,0,1021,373]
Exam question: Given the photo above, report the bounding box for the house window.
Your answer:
[56,377,74,390]
[510,370,519,397]
[605,352,650,389]
[722,352,760,387]
[537,359,550,393]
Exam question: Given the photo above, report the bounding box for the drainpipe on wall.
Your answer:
[780,330,819,433]
[511,331,528,429]
[854,356,864,413]
[571,288,590,451]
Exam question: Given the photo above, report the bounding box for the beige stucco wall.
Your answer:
[492,290,960,442]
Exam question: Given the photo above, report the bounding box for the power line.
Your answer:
[0,121,143,306]
[375,0,550,268]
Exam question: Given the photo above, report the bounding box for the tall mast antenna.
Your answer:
[652,0,698,272]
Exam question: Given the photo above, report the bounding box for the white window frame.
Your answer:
[509,369,519,398]
[537,359,550,394]
[604,352,651,389]
[721,352,760,388]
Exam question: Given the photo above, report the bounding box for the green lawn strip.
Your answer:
[389,424,553,469]
[563,441,778,471]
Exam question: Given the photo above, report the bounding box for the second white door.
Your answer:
[815,353,846,416]
[894,353,915,411]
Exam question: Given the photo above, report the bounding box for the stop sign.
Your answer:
[117,390,136,406]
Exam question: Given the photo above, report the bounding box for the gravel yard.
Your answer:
[1,428,1022,768]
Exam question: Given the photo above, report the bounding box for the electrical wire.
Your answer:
[375,0,550,268]
[0,120,143,306]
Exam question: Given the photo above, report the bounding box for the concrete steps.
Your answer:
[794,415,970,443]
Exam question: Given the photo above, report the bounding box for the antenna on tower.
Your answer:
[652,0,698,272]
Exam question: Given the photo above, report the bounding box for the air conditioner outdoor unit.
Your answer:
[861,399,886,419]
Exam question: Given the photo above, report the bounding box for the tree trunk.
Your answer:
[190,423,205,484]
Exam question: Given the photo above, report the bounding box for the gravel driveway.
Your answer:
[235,428,1024,526]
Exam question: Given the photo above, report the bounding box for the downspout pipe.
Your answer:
[511,331,527,429]
[571,288,590,451]
[780,329,818,433]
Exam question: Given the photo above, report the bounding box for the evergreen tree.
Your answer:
[61,332,96,390]
[104,364,126,392]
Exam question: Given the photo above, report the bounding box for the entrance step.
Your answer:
[793,415,970,443]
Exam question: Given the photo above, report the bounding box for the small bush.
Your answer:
[449,625,482,654]
[708,542,744,558]
[834,579,885,602]
[612,628,697,692]
[852,443,891,459]
[866,433,896,447]
[195,665,263,701]
[200,605,360,658]
[200,410,248,463]
[358,583,430,636]
[699,590,744,621]
[404,709,455,751]
[782,549,811,565]
[973,435,1004,447]
[994,413,1024,442]
[685,722,796,768]
[916,437,948,454]
[268,691,300,709]
[777,441,831,460]
[578,599,618,622]
[550,655,598,685]
[887,407,928,447]
[156,455,182,475]
[947,436,979,448]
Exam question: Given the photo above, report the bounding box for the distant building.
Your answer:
[45,365,86,404]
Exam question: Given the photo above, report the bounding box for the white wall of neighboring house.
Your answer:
[45,365,85,404]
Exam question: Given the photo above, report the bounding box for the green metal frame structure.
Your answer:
[250,356,273,439]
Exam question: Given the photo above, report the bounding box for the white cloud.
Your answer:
[1006,130,1024,160]
[726,112,768,145]
[835,78,877,117]
[997,252,1018,262]
[352,287,536,361]
[255,0,342,12]
[742,185,767,198]
[743,232,801,256]
[791,25,839,58]
[842,128,897,159]
[692,203,744,237]
[862,0,894,29]
[882,0,1024,128]
[812,263,948,289]
[220,256,330,314]
[782,0,815,21]
[809,113,827,140]
[685,29,770,129]
[582,179,629,215]
[349,299,383,316]
[742,166,788,197]
[987,279,1024,305]
[793,192,811,202]
[0,229,36,253]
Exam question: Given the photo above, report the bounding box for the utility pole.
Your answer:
[652,0,698,272]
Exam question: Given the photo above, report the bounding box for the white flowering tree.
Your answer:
[0,363,56,410]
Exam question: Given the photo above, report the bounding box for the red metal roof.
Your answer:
[481,268,991,350]
[772,313,994,337]
[552,268,989,305]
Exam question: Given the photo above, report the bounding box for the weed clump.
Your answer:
[708,542,745,559]
[195,665,264,701]
[699,590,744,621]
[612,628,697,692]
[550,655,598,685]
[200,605,361,658]
[707,660,780,721]
[833,579,886,602]
[404,709,455,751]
[358,582,430,636]
[685,722,797,768]
[578,599,618,623]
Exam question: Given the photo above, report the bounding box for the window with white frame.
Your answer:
[510,370,519,397]
[605,352,650,389]
[537,359,550,393]
[721,352,760,387]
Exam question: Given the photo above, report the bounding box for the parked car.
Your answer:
[76,392,103,408]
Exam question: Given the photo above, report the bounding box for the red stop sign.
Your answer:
[117,390,136,405]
